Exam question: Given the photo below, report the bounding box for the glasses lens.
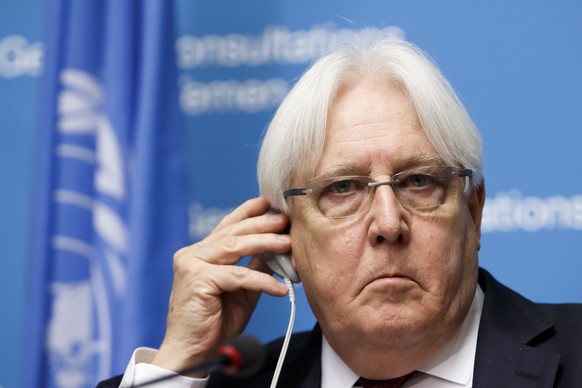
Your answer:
[393,167,453,210]
[304,167,467,219]
[310,176,370,218]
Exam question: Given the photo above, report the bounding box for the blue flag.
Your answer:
[26,0,189,386]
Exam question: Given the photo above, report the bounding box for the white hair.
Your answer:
[258,36,483,213]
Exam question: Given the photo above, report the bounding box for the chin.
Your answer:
[348,307,428,339]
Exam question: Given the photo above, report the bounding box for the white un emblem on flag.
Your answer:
[46,69,128,386]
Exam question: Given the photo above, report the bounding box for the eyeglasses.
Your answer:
[284,165,473,219]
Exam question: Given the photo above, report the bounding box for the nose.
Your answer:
[367,184,409,245]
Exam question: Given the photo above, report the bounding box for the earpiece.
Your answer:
[259,209,299,388]
[259,208,300,283]
[260,250,300,283]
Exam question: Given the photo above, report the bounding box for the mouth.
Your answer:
[357,272,418,304]
[368,273,415,288]
[375,272,408,280]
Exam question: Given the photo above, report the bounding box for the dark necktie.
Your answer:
[356,371,416,388]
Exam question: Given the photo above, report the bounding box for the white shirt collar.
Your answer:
[321,285,485,388]
[321,334,360,388]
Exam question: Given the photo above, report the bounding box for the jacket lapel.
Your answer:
[277,324,323,388]
[473,269,560,387]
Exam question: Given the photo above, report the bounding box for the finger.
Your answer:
[177,232,291,266]
[180,209,290,265]
[213,197,271,231]
[212,210,288,240]
[202,260,289,297]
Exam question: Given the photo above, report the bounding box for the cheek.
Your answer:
[291,220,365,310]
[292,224,360,278]
[414,210,479,299]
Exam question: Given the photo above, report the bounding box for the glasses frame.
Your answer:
[283,166,473,219]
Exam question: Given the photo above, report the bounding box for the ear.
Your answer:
[287,218,297,268]
[467,179,486,250]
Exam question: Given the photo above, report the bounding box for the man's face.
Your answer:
[289,79,484,358]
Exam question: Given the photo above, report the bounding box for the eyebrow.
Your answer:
[399,155,446,169]
[312,155,447,181]
[312,165,360,180]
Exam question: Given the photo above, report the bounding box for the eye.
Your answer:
[406,174,434,188]
[328,180,357,194]
[315,177,368,218]
[317,177,368,198]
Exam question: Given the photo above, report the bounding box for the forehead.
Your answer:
[316,80,438,175]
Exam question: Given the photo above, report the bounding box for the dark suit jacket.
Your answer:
[97,268,582,387]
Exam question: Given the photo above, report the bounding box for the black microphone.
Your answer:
[213,336,266,378]
[132,336,265,387]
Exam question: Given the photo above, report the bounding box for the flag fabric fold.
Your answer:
[26,1,189,386]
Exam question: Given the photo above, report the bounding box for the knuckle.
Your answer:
[230,265,252,282]
[173,246,188,261]
[172,254,188,273]
[222,235,239,254]
[193,238,208,251]
[218,224,235,237]
[172,249,187,271]
[172,247,202,274]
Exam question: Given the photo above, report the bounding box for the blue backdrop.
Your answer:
[1,1,581,387]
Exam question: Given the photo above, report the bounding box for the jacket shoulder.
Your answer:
[476,268,582,387]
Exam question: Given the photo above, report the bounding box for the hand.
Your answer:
[151,197,291,376]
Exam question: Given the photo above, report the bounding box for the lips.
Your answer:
[367,273,416,289]
[374,272,409,281]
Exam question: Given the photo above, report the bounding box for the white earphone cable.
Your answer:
[269,277,296,388]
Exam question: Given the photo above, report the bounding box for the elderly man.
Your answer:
[99,37,582,387]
